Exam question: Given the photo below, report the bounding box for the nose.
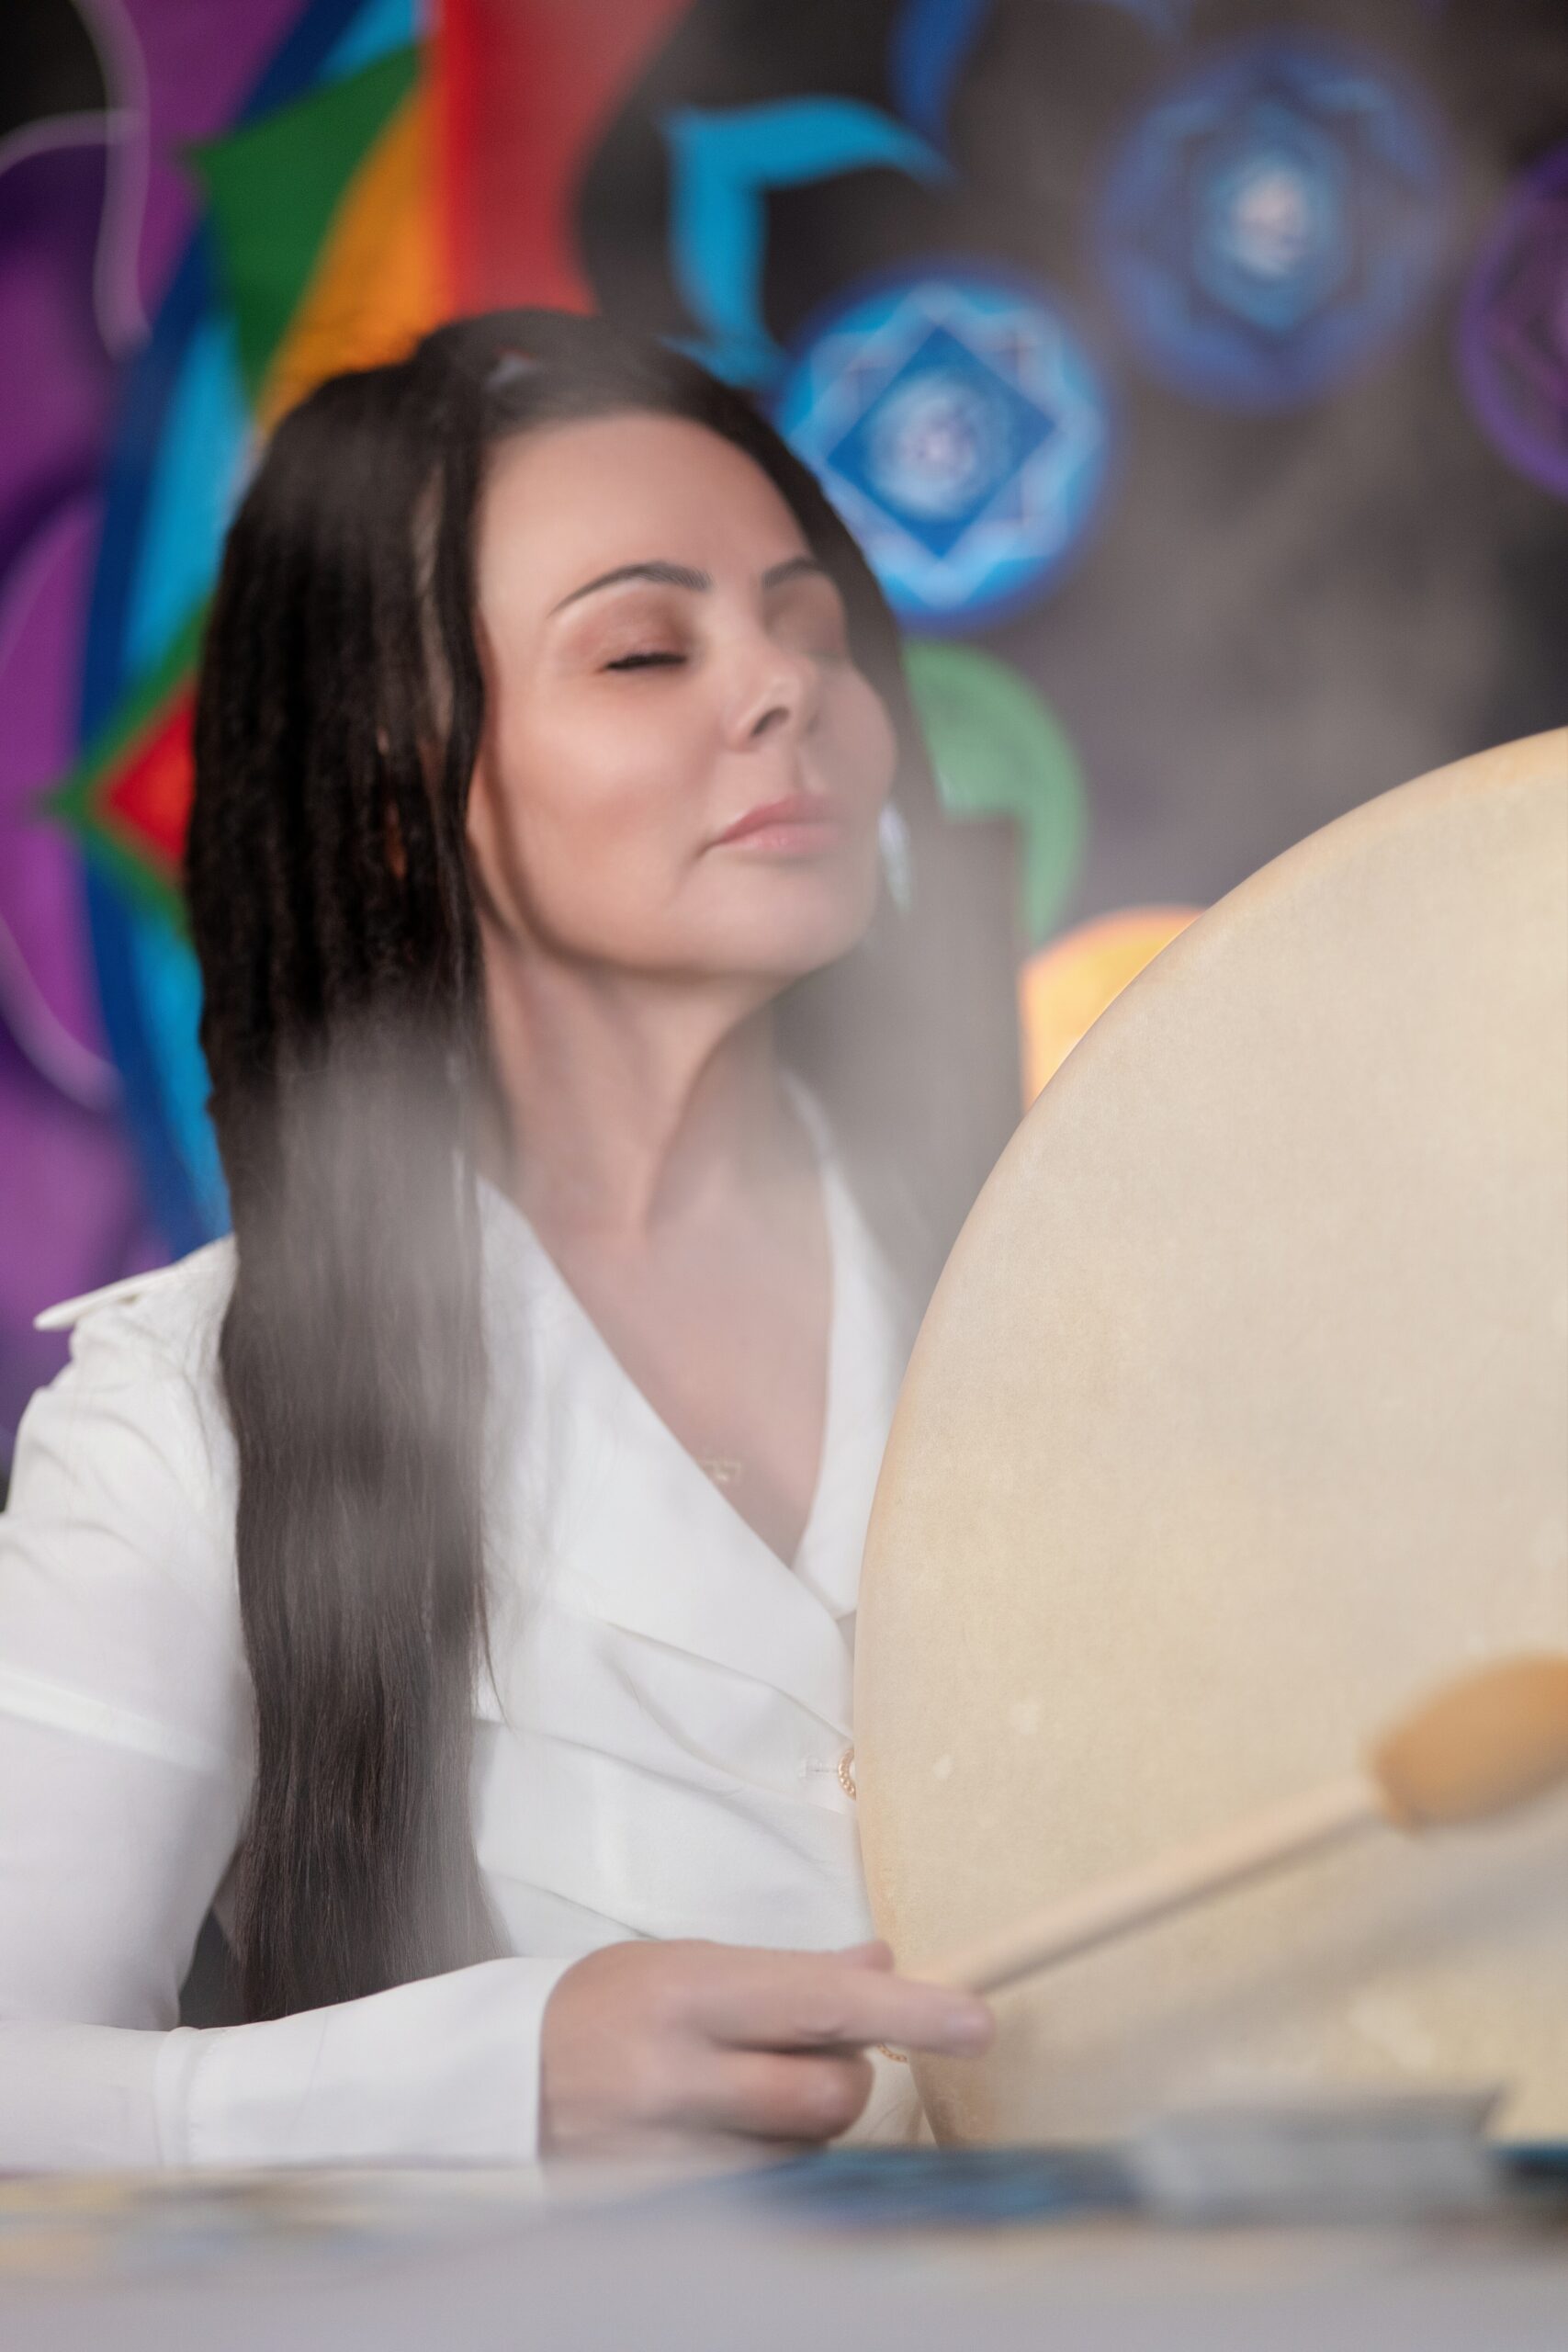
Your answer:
[726,630,821,752]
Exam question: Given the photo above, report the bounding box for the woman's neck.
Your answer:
[480,941,807,1247]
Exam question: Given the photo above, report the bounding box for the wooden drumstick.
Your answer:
[924,1655,1568,1997]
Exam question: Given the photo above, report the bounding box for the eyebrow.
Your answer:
[548,554,829,616]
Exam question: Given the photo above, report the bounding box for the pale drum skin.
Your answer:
[855,731,1568,2146]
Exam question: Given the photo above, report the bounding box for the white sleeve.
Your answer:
[0,1301,571,2170]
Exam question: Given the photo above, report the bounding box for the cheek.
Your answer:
[529,701,695,834]
[823,673,899,807]
[480,694,708,947]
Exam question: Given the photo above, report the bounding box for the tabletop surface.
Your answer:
[3,2150,1566,2352]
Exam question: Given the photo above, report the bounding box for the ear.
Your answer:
[461,735,513,935]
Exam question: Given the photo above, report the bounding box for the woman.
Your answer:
[0,311,1019,2167]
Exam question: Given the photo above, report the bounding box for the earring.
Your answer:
[878,802,915,915]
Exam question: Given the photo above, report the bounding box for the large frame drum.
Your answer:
[856,733,1568,2144]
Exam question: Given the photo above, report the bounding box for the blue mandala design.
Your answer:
[1097,35,1450,410]
[773,267,1112,631]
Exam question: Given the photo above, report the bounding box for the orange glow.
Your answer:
[1020,905,1200,1104]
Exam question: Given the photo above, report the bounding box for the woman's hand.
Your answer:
[538,1938,992,2154]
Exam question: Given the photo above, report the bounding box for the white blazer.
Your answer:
[0,1091,923,2169]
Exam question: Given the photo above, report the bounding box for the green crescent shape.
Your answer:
[902,639,1088,947]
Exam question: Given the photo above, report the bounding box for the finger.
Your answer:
[695,1950,993,2056]
[833,1939,895,1971]
[684,2048,876,2143]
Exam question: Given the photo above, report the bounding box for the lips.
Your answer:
[712,793,842,847]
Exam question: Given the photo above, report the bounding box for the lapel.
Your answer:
[474,1105,908,1740]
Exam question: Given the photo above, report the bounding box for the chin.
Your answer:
[708,865,880,983]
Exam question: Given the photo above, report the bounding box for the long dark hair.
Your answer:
[186,309,1019,2022]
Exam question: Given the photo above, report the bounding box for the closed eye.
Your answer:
[604,651,685,671]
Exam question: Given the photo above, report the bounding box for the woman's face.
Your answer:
[465,412,898,988]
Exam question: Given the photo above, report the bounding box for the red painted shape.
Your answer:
[101,693,195,873]
[436,0,692,314]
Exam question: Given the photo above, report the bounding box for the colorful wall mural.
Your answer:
[3,0,1566,1467]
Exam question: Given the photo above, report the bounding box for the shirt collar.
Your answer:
[471,1087,915,1734]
